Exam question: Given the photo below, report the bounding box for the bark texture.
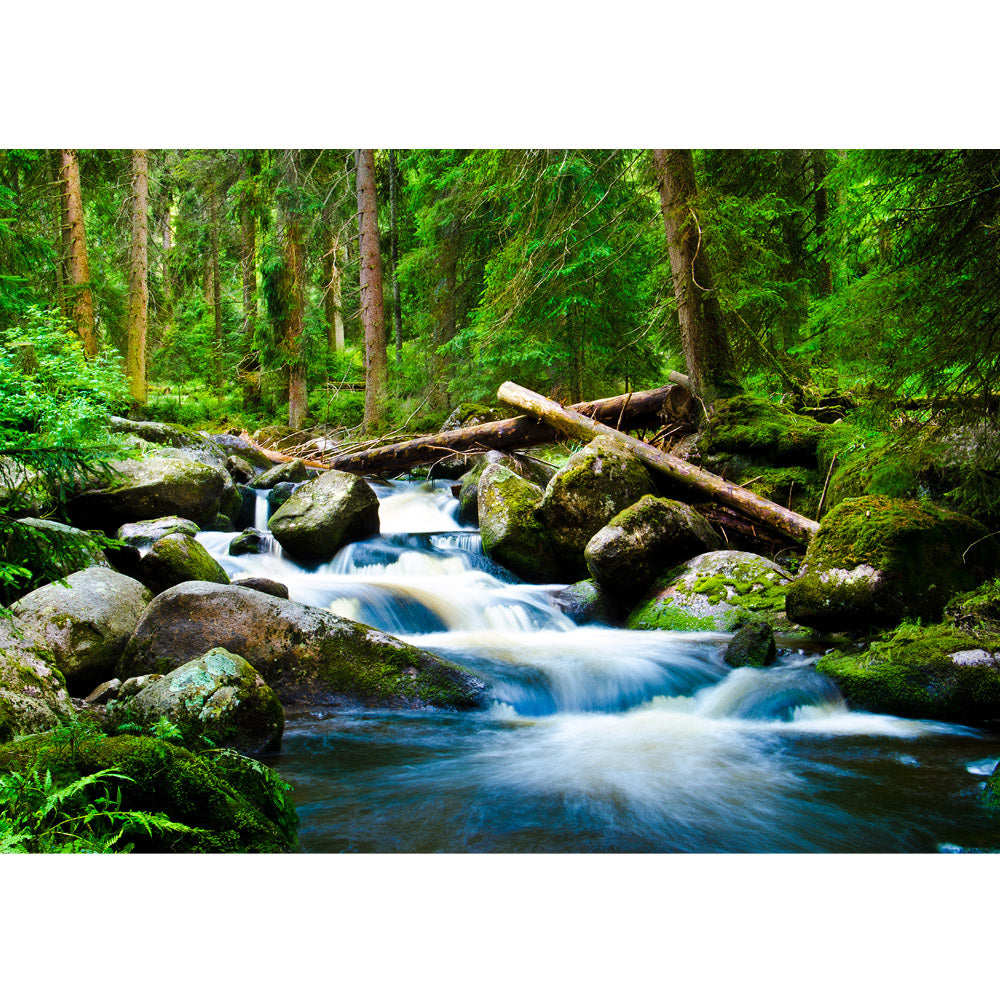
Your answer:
[355,149,388,433]
[59,149,96,358]
[652,148,742,405]
[126,149,149,407]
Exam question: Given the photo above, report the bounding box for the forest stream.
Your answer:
[197,479,1000,853]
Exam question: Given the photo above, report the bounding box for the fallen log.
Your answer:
[497,381,820,545]
[319,385,675,477]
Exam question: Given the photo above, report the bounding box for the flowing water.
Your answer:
[198,479,1000,853]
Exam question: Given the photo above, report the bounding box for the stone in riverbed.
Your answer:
[724,620,777,668]
[267,470,379,563]
[135,532,230,595]
[249,459,309,490]
[117,516,200,549]
[107,647,284,754]
[116,581,486,710]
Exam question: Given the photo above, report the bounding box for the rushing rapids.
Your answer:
[198,479,1000,852]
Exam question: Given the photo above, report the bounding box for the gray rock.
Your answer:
[539,435,657,575]
[250,459,309,490]
[233,578,290,600]
[229,529,267,556]
[268,470,379,563]
[67,450,225,532]
[117,581,486,710]
[724,620,778,668]
[108,647,284,754]
[135,533,230,595]
[267,481,302,518]
[10,567,154,694]
[5,518,111,600]
[584,496,721,602]
[117,516,199,550]
[85,678,121,705]
[225,454,255,484]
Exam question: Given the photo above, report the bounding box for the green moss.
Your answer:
[627,602,716,631]
[701,395,827,465]
[817,621,1000,721]
[0,732,298,852]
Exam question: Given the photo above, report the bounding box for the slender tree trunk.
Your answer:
[652,149,742,406]
[389,149,403,361]
[239,202,260,409]
[50,151,67,313]
[209,188,224,387]
[812,149,834,298]
[126,149,149,408]
[355,149,388,433]
[161,203,173,317]
[430,224,457,412]
[280,212,308,430]
[59,149,96,358]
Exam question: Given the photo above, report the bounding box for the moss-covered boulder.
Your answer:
[627,550,795,633]
[0,732,298,852]
[225,454,254,485]
[107,648,284,754]
[135,532,230,595]
[724,620,777,667]
[0,619,76,743]
[66,451,225,533]
[266,481,302,518]
[585,496,722,602]
[249,459,309,490]
[551,579,624,625]
[816,622,1000,722]
[9,567,153,695]
[229,528,267,556]
[4,517,112,602]
[695,395,830,519]
[478,464,565,583]
[539,435,657,574]
[117,515,199,550]
[233,578,290,599]
[457,450,553,526]
[268,470,379,563]
[785,496,999,632]
[116,581,487,710]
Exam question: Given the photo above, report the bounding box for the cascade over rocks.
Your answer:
[628,550,795,633]
[268,470,380,563]
[9,567,153,694]
[539,434,657,575]
[107,647,284,754]
[66,450,225,532]
[135,532,230,595]
[477,464,566,583]
[785,496,999,632]
[585,495,722,602]
[116,581,487,710]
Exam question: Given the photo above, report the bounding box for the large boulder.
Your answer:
[107,648,284,754]
[584,496,722,602]
[9,567,153,695]
[229,528,267,556]
[250,459,310,490]
[0,619,75,742]
[135,533,230,595]
[458,450,553,526]
[268,470,379,563]
[477,464,565,583]
[3,517,111,602]
[0,733,298,853]
[67,451,225,533]
[539,435,657,574]
[116,581,486,710]
[117,516,199,550]
[785,496,999,632]
[627,550,795,633]
[816,622,1000,722]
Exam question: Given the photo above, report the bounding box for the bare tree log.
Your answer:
[497,381,820,545]
[321,386,675,476]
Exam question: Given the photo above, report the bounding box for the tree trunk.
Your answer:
[355,149,388,433]
[126,149,149,408]
[59,149,96,358]
[652,149,742,406]
[209,188,224,387]
[324,385,674,477]
[389,149,403,361]
[812,149,834,298]
[280,211,308,431]
[498,381,819,545]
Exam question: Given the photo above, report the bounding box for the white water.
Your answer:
[199,477,1000,852]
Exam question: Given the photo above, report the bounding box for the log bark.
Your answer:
[497,381,820,545]
[322,386,675,477]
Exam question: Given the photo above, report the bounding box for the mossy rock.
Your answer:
[440,403,503,432]
[229,528,267,556]
[816,622,1000,722]
[268,470,379,564]
[107,647,284,755]
[478,464,566,583]
[249,459,310,491]
[724,620,777,668]
[627,550,796,634]
[457,451,552,527]
[551,579,625,625]
[585,495,722,602]
[135,532,230,595]
[117,515,199,550]
[946,579,1000,634]
[539,435,657,575]
[785,496,999,632]
[117,581,487,710]
[0,732,298,852]
[5,517,111,601]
